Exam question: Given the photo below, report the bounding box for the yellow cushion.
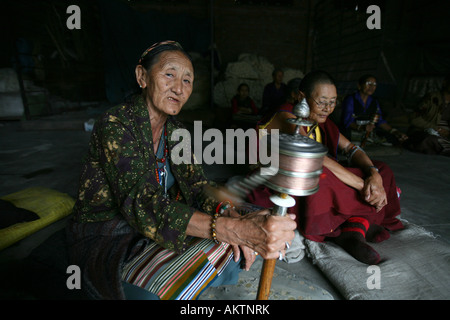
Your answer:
[0,187,75,251]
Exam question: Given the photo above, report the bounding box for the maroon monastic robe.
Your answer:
[248,116,404,242]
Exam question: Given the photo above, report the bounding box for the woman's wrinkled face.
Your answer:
[306,83,337,124]
[145,50,194,116]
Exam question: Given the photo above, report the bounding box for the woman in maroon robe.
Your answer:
[248,70,404,265]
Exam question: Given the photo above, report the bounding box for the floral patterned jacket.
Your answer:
[72,94,218,253]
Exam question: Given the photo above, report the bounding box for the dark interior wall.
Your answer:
[381,0,450,106]
[213,0,312,72]
[1,0,105,102]
[130,0,313,72]
[311,0,392,110]
[2,0,448,113]
[382,0,450,76]
[311,0,450,110]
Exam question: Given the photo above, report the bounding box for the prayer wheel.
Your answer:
[218,98,329,300]
[257,98,327,300]
[264,132,328,196]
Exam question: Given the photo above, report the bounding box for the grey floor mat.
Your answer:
[305,220,450,300]
[199,258,334,300]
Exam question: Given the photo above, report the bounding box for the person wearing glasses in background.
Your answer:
[340,74,408,146]
[248,70,404,265]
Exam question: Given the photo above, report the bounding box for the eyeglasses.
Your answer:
[311,97,337,111]
[365,81,377,86]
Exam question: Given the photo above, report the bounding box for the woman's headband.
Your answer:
[138,40,183,65]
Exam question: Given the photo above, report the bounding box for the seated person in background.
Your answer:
[405,74,450,156]
[66,41,296,300]
[258,77,303,134]
[261,68,288,116]
[248,70,404,265]
[231,83,258,115]
[341,74,408,146]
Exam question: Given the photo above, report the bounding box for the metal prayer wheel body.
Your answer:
[265,133,328,196]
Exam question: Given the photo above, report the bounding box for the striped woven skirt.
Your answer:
[121,237,234,300]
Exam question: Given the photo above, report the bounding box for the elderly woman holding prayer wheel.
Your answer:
[66,41,296,300]
[248,70,404,265]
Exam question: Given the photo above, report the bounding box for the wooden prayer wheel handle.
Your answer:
[256,193,295,300]
[257,259,277,300]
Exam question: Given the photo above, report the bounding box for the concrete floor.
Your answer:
[1,108,449,300]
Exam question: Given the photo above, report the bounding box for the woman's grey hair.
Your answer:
[138,40,193,72]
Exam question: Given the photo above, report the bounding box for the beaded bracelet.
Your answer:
[211,201,233,244]
[211,212,220,244]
